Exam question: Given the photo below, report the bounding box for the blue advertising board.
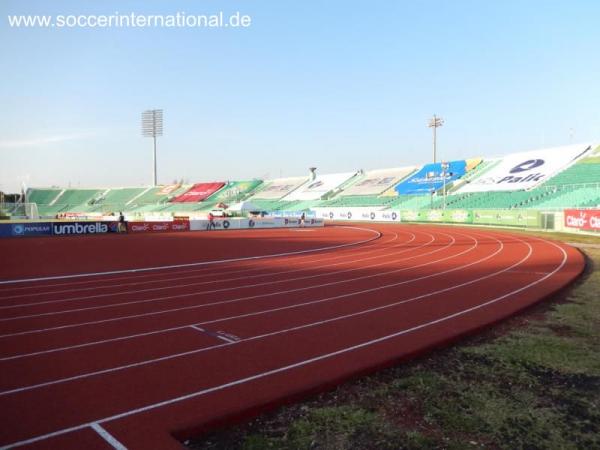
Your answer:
[52,221,118,235]
[395,160,467,195]
[0,222,53,237]
[0,221,118,238]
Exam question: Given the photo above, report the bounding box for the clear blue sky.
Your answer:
[1,0,599,192]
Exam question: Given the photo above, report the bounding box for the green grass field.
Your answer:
[187,230,600,450]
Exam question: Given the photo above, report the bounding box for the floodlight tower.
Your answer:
[141,109,164,186]
[428,114,444,164]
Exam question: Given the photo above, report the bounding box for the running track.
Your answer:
[0,224,584,449]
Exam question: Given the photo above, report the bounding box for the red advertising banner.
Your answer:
[564,209,600,231]
[127,221,190,233]
[170,182,225,203]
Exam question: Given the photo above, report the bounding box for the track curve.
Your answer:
[0,224,584,449]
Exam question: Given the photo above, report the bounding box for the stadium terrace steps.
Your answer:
[544,157,600,186]
[449,159,501,192]
[26,188,62,205]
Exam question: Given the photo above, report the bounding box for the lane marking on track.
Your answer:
[189,325,237,344]
[0,233,422,320]
[0,232,405,311]
[0,231,487,394]
[0,226,381,286]
[0,227,401,295]
[1,233,570,450]
[90,423,127,450]
[0,231,404,303]
[0,232,415,360]
[0,231,450,338]
[506,270,551,276]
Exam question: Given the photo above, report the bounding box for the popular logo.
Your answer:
[12,224,25,235]
[223,220,230,229]
[370,212,376,220]
[391,212,398,220]
[249,220,255,228]
[510,159,544,173]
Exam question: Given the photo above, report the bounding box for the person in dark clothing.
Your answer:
[118,211,127,233]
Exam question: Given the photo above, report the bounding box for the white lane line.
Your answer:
[189,325,237,344]
[90,423,128,450]
[0,226,381,286]
[0,234,414,320]
[0,226,396,295]
[0,231,485,395]
[2,233,569,450]
[0,231,405,302]
[0,232,404,311]
[0,231,450,338]
[0,234,416,360]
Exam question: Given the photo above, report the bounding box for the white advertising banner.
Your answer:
[459,143,593,193]
[312,207,400,222]
[190,217,324,231]
[250,177,308,199]
[341,167,415,196]
[284,172,357,200]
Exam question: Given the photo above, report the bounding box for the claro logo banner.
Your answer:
[52,222,114,235]
[564,209,600,231]
[127,221,190,233]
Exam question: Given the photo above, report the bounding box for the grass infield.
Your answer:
[186,230,599,450]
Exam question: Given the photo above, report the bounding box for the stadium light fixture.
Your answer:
[141,109,164,186]
[428,114,444,164]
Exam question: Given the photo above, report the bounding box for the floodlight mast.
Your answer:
[428,114,444,164]
[141,109,164,186]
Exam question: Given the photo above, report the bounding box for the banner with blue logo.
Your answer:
[395,160,467,195]
[0,222,53,237]
[458,143,591,193]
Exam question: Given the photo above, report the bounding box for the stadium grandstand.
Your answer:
[6,142,599,221]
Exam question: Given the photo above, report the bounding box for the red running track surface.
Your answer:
[0,224,584,449]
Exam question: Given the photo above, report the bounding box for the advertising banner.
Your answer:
[52,221,118,236]
[251,177,308,199]
[395,160,467,195]
[459,144,592,193]
[190,219,241,231]
[311,208,400,222]
[285,172,356,200]
[170,182,225,202]
[564,209,600,231]
[473,210,541,227]
[341,167,415,196]
[443,209,474,223]
[0,222,53,237]
[127,221,190,233]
